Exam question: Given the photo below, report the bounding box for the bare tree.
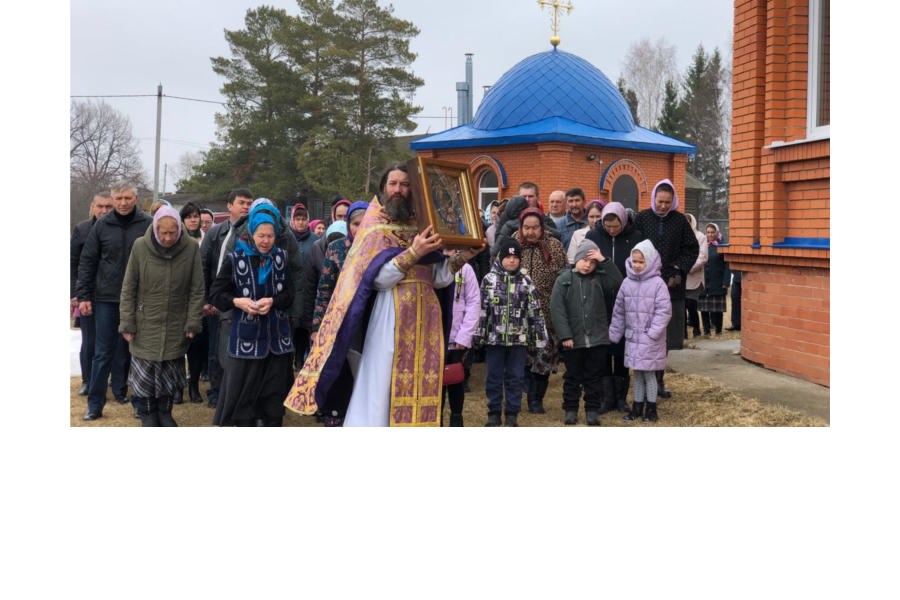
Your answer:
[70,100,145,204]
[621,37,678,131]
[171,151,205,191]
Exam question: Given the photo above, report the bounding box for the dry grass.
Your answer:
[76,289,819,427]
[69,347,826,427]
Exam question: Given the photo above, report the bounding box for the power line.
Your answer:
[71,93,227,106]
[76,97,460,125]
[71,93,451,117]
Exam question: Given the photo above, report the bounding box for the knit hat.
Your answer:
[325,220,347,244]
[309,219,323,234]
[497,238,522,259]
[574,239,600,264]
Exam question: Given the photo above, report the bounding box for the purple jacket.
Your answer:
[608,240,672,371]
[449,262,481,349]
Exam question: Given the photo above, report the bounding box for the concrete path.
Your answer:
[666,336,830,424]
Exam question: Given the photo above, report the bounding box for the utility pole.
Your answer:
[153,84,162,202]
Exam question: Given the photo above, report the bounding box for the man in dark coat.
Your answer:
[199,188,253,407]
[71,192,113,396]
[633,178,699,397]
[76,182,153,420]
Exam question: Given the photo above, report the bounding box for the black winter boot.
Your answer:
[136,397,159,427]
[529,376,549,414]
[173,387,184,404]
[157,396,178,427]
[656,370,671,399]
[614,375,630,412]
[526,376,545,414]
[449,413,464,427]
[598,376,617,414]
[624,402,644,422]
[643,401,659,423]
[485,413,501,427]
[564,410,578,425]
[585,410,601,426]
[188,379,203,404]
[504,413,518,427]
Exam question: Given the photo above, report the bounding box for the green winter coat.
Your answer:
[550,259,623,350]
[119,227,205,362]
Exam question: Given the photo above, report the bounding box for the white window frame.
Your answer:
[807,0,830,140]
[478,171,498,211]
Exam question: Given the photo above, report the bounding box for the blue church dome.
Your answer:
[472,49,635,132]
[411,48,693,154]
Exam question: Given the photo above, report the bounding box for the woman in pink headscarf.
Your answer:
[119,206,205,426]
[698,223,730,336]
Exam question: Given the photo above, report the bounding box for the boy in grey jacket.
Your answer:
[550,239,623,425]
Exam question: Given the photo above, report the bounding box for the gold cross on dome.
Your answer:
[538,0,574,47]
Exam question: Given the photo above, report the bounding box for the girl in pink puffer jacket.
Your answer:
[608,239,672,423]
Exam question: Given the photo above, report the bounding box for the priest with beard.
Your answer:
[285,163,484,426]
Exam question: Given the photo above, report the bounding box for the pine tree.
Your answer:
[680,45,728,220]
[180,0,423,202]
[656,79,684,138]
[617,77,640,126]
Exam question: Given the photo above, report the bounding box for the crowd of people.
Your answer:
[71,172,740,427]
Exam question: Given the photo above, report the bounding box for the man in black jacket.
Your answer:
[71,192,113,396]
[76,182,152,420]
[633,179,699,397]
[199,188,253,408]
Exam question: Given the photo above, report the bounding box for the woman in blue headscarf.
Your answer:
[209,203,295,426]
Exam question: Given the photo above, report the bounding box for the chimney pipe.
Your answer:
[465,53,473,124]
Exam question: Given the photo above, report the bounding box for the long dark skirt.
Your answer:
[213,352,293,426]
[698,294,727,313]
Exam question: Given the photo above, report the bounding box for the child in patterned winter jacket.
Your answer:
[472,238,548,427]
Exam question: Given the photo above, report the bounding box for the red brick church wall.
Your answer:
[417,145,688,212]
[726,0,830,386]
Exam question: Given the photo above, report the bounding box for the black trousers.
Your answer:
[444,348,467,415]
[186,321,209,385]
[730,279,742,329]
[560,345,609,411]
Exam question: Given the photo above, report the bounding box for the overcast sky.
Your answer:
[70,0,733,193]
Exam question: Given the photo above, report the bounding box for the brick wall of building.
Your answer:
[418,144,687,212]
[739,265,829,386]
[727,0,830,387]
